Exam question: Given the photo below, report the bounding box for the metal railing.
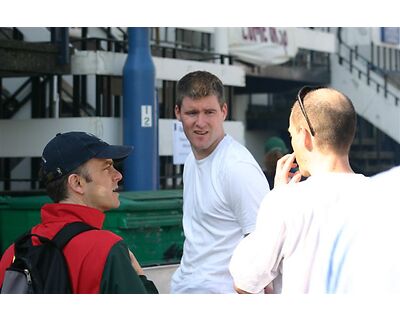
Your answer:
[1,78,32,119]
[0,27,23,41]
[337,31,400,107]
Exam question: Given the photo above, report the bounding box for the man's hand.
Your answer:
[234,284,273,294]
[234,285,252,294]
[128,249,144,275]
[274,153,302,187]
[264,282,274,294]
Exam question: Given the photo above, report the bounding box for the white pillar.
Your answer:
[214,27,229,64]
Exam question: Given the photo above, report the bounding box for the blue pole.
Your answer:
[123,27,159,191]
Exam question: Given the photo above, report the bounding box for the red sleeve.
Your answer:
[0,245,15,287]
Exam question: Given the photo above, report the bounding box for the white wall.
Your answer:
[294,28,336,53]
[232,94,272,168]
[18,27,50,42]
[0,117,245,158]
[10,158,31,191]
[71,52,245,87]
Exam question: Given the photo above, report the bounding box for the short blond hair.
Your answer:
[291,87,356,155]
[176,71,226,109]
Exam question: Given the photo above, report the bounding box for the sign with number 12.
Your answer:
[141,105,152,127]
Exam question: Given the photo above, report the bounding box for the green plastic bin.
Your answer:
[105,190,184,267]
[0,195,48,255]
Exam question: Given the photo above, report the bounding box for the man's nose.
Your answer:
[195,113,206,126]
[114,168,123,181]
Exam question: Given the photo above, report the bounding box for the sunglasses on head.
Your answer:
[296,86,326,137]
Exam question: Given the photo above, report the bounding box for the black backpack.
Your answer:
[1,222,95,294]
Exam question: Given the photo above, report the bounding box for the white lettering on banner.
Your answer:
[141,105,152,127]
[172,120,191,165]
[228,27,297,67]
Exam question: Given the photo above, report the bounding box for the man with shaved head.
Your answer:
[229,87,369,293]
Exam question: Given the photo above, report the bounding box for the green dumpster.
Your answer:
[0,196,10,254]
[0,190,184,267]
[0,195,48,255]
[105,190,184,267]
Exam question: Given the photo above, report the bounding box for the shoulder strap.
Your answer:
[52,222,97,250]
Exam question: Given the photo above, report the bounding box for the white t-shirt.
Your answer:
[328,166,400,293]
[170,134,269,293]
[229,172,368,293]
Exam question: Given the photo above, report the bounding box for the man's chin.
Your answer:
[108,196,121,210]
[193,140,212,151]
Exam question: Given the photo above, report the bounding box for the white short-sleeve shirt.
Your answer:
[229,172,368,293]
[171,135,269,293]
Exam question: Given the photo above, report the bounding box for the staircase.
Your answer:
[0,27,96,192]
[1,27,244,193]
[331,29,400,176]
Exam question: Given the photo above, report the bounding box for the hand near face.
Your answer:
[274,153,302,187]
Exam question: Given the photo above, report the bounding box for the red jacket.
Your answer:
[1,203,125,293]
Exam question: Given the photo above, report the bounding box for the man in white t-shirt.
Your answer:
[327,165,400,293]
[170,71,269,293]
[229,86,368,293]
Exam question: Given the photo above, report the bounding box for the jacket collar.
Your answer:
[41,203,105,229]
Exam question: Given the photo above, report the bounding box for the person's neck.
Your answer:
[60,196,88,207]
[309,153,354,176]
[193,133,226,160]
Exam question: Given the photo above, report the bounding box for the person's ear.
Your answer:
[221,103,228,120]
[174,105,181,121]
[67,174,84,195]
[301,127,313,152]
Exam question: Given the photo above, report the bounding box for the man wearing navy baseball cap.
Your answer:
[0,132,158,294]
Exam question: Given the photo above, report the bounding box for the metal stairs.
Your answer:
[333,29,400,176]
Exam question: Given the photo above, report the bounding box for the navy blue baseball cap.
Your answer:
[40,131,133,183]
